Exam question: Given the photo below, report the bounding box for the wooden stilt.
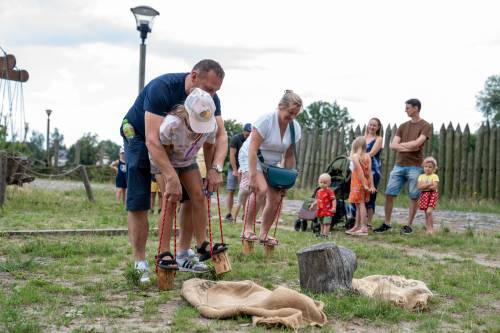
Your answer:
[212,250,232,274]
[263,244,276,256]
[242,239,254,254]
[157,268,176,291]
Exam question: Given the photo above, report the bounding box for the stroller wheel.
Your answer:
[301,219,308,231]
[294,219,301,231]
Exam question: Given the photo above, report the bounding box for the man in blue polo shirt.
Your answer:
[121,59,227,283]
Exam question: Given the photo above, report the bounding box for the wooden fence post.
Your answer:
[481,123,490,199]
[330,130,338,161]
[354,125,361,137]
[338,129,346,157]
[444,122,454,198]
[319,130,328,174]
[380,124,392,192]
[438,124,446,194]
[298,130,308,175]
[79,165,95,203]
[324,129,332,170]
[488,125,496,199]
[299,131,312,188]
[388,124,397,172]
[461,125,470,198]
[0,151,7,207]
[304,132,316,188]
[473,125,483,196]
[452,125,462,199]
[496,126,500,201]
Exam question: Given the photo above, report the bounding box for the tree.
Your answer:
[223,119,243,142]
[476,75,500,125]
[296,100,354,132]
[67,133,99,165]
[97,140,120,163]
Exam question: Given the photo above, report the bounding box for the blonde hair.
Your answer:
[422,156,438,171]
[278,90,303,110]
[318,173,331,185]
[170,104,190,126]
[350,136,367,157]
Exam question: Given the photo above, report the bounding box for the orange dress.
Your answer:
[348,155,371,204]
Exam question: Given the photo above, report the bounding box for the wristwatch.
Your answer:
[211,164,223,173]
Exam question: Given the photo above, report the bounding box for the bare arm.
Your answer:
[283,145,296,169]
[366,157,376,193]
[248,129,264,192]
[369,136,383,157]
[229,147,238,175]
[110,160,119,172]
[399,134,428,150]
[429,180,439,191]
[352,155,367,188]
[205,116,227,192]
[145,112,181,201]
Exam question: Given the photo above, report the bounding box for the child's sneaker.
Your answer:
[134,261,150,284]
[400,225,413,235]
[176,254,209,273]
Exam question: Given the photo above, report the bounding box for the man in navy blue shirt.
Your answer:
[121,59,227,282]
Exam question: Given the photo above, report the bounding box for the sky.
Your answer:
[1,0,499,147]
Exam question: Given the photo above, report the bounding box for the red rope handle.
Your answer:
[253,193,257,234]
[156,194,168,273]
[173,202,177,259]
[216,190,224,244]
[207,195,213,257]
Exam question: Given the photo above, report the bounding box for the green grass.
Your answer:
[0,181,499,332]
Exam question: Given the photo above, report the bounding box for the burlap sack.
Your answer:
[352,275,433,310]
[181,278,328,331]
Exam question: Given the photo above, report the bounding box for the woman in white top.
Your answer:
[240,90,303,246]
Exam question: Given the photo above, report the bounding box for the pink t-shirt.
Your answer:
[159,115,217,168]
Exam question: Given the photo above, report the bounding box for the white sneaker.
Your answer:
[134,261,150,284]
[176,255,209,273]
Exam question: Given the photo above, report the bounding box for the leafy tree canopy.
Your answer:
[296,100,354,132]
[476,75,500,125]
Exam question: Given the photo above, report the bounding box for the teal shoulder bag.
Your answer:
[257,123,299,190]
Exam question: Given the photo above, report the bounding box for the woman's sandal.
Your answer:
[196,240,228,262]
[259,236,279,246]
[155,251,178,271]
[240,231,259,242]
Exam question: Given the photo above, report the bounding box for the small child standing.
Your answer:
[417,157,439,235]
[110,147,127,205]
[310,173,336,238]
[150,174,162,214]
[346,136,376,236]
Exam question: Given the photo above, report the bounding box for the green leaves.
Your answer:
[296,100,354,132]
[476,75,500,125]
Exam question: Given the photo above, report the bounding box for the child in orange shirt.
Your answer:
[346,136,376,236]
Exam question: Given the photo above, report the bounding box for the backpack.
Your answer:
[325,155,351,201]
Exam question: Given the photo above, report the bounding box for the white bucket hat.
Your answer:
[184,88,216,133]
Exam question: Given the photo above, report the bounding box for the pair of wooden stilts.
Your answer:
[156,191,231,291]
[241,194,283,256]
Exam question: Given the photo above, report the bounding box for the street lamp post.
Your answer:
[130,6,160,93]
[45,109,52,166]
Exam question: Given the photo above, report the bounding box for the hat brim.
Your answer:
[188,113,216,134]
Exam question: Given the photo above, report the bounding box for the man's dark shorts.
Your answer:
[123,136,151,211]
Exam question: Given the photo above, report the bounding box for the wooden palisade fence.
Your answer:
[296,122,500,202]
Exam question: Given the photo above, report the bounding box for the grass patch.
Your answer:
[0,180,499,332]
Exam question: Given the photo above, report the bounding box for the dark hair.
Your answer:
[367,117,382,136]
[405,98,421,111]
[192,59,225,79]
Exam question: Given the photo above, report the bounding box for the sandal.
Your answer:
[240,231,258,241]
[155,251,178,271]
[259,236,279,246]
[196,241,228,262]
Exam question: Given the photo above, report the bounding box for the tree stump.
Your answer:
[297,242,356,293]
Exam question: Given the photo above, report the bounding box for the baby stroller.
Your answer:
[326,155,356,230]
[294,155,355,233]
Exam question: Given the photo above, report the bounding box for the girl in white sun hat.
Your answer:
[153,87,220,273]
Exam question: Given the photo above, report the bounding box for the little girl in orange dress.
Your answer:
[346,136,376,236]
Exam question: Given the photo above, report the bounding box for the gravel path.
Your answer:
[28,179,500,233]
